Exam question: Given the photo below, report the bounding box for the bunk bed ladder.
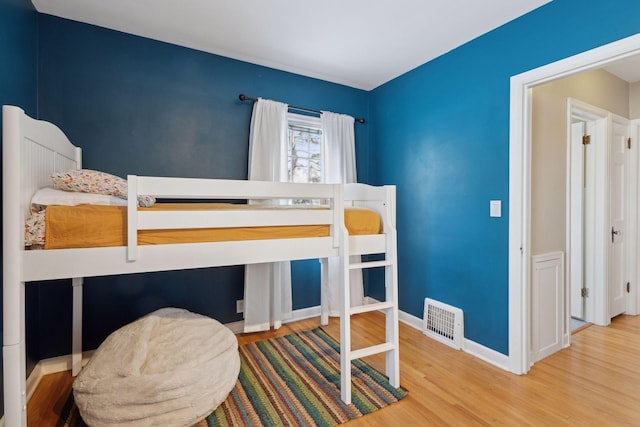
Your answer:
[339,228,400,404]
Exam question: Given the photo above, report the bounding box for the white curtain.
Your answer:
[321,111,364,315]
[244,98,292,333]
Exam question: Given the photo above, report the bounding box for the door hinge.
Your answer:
[628,137,631,150]
[582,135,591,145]
[581,287,589,298]
[627,282,631,293]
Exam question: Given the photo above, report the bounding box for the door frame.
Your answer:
[508,33,640,374]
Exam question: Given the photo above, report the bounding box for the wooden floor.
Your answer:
[27,312,640,426]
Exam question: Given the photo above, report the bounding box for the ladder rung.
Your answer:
[349,260,392,270]
[350,301,394,315]
[350,342,396,361]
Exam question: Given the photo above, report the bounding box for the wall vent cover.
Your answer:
[423,298,464,350]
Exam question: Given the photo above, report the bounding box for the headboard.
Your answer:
[2,106,81,256]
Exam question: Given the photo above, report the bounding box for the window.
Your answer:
[287,113,322,184]
[287,113,322,204]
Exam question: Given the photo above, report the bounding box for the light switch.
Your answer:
[490,200,501,217]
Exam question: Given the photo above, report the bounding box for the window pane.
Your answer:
[288,118,322,204]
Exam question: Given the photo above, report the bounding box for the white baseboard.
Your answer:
[398,306,424,330]
[286,305,322,323]
[226,305,322,334]
[462,338,510,371]
[396,303,510,371]
[224,320,245,334]
[22,349,95,412]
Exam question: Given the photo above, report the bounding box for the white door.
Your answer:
[609,119,629,319]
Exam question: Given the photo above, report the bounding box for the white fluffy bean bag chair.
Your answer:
[73,307,240,427]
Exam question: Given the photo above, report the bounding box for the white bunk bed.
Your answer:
[2,105,399,427]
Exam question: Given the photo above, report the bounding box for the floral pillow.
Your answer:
[25,210,45,247]
[50,169,155,207]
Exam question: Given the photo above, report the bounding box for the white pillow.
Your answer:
[31,187,128,207]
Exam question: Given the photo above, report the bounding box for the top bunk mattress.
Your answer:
[29,203,382,250]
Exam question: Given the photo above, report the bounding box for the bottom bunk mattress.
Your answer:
[26,203,382,249]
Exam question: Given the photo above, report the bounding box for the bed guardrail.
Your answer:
[126,176,344,261]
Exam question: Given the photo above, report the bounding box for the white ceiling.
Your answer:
[31,0,551,90]
[603,55,640,83]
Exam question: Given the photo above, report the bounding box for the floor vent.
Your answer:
[423,298,464,350]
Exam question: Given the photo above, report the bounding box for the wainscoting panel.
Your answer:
[532,252,564,362]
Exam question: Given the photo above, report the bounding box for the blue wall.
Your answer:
[36,15,370,357]
[0,0,37,414]
[0,0,36,117]
[369,0,640,354]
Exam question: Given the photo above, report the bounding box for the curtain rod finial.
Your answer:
[239,94,257,103]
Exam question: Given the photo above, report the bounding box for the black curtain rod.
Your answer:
[238,94,365,124]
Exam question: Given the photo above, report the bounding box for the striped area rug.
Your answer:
[64,327,407,427]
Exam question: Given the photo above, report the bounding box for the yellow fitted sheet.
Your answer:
[43,203,381,249]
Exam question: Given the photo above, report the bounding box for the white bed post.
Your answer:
[335,185,353,404]
[72,140,84,377]
[384,186,400,387]
[2,284,26,427]
[271,266,282,330]
[3,105,28,426]
[127,175,139,262]
[72,278,84,376]
[319,258,329,325]
[339,239,352,403]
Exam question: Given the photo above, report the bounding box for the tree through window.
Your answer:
[287,114,322,204]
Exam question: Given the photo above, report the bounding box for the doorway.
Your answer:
[508,34,640,375]
[529,90,632,363]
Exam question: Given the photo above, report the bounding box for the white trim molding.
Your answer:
[398,305,509,371]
